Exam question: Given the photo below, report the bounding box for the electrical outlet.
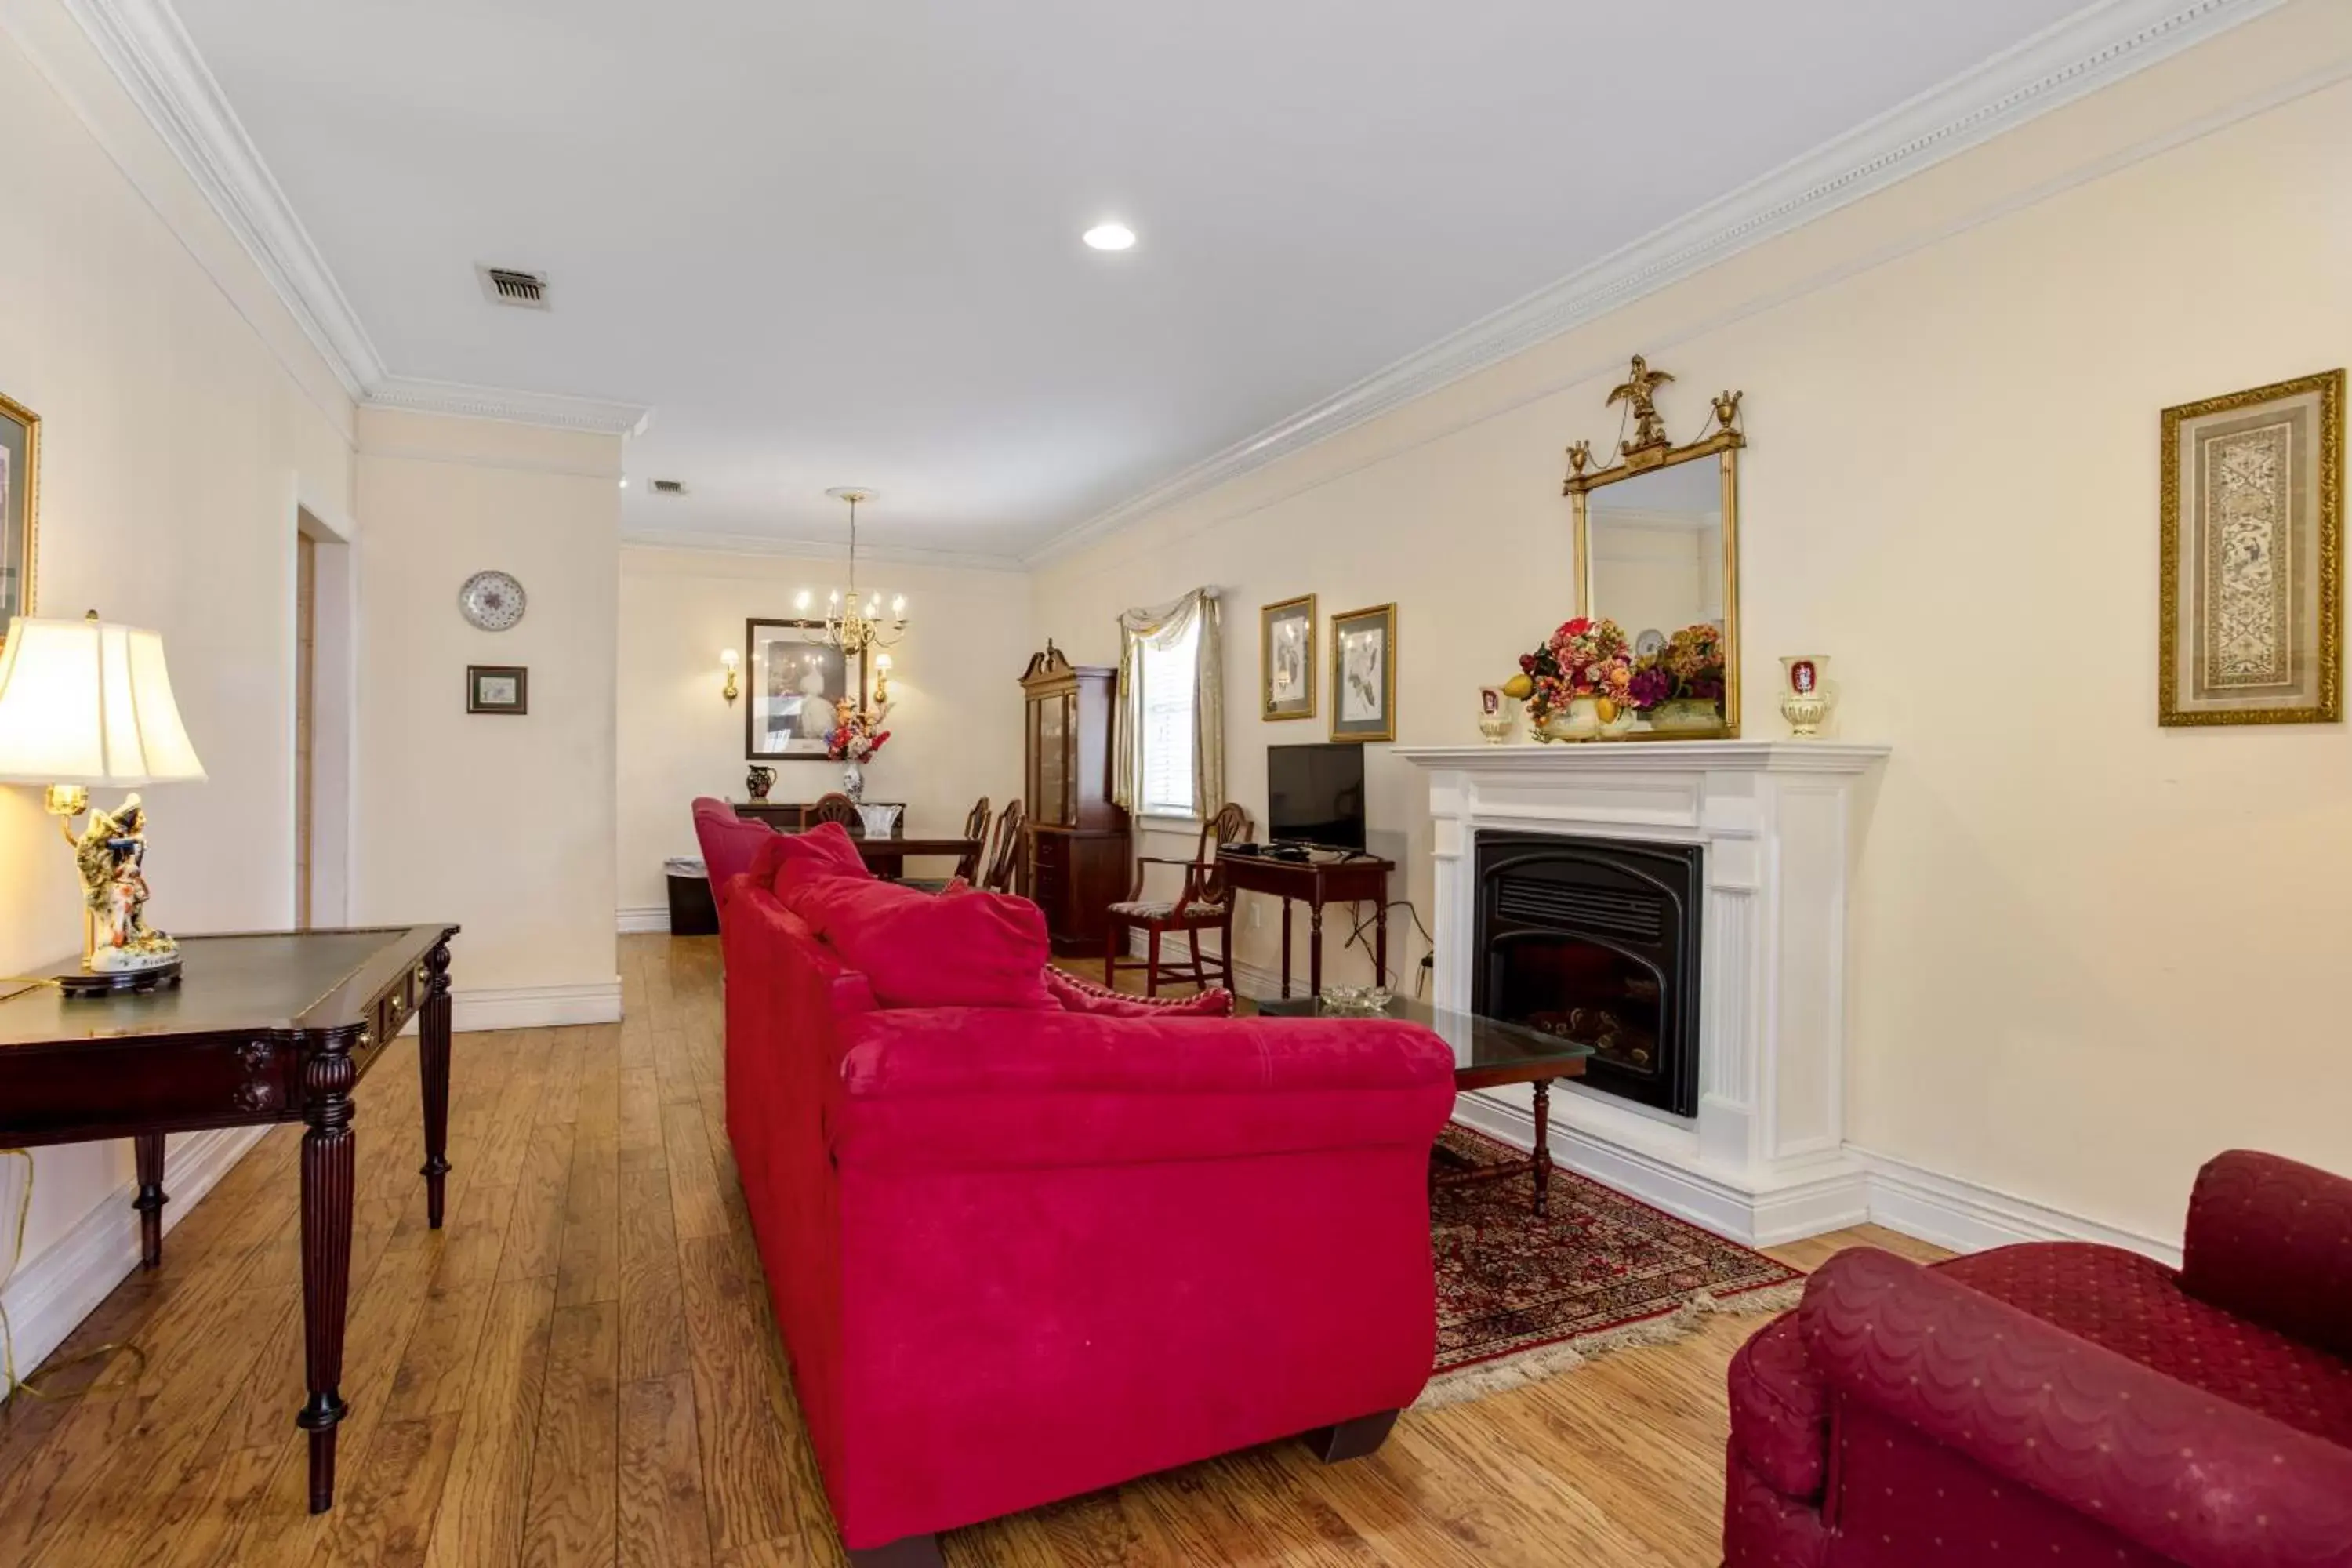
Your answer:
[1249,902,1264,930]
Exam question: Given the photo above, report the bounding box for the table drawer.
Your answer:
[0,1033,299,1137]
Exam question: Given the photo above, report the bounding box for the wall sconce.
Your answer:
[872,652,894,705]
[720,648,740,706]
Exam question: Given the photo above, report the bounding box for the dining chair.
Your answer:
[980,800,1026,894]
[955,797,992,881]
[808,793,860,833]
[1104,802,1252,996]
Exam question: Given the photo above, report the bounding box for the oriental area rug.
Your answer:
[1421,1123,1805,1407]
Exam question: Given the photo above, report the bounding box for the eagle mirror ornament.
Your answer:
[1560,355,1745,739]
[459,569,527,631]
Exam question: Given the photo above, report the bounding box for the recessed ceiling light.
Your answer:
[618,477,630,490]
[1083,222,1136,252]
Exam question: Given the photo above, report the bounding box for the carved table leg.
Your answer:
[1309,902,1325,999]
[132,1132,167,1269]
[1279,898,1294,998]
[1530,1080,1552,1218]
[418,939,453,1229]
[297,1042,358,1514]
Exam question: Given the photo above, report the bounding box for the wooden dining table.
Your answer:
[853,836,982,877]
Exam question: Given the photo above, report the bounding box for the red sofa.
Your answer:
[692,796,772,916]
[718,827,1457,1565]
[1724,1150,2352,1568]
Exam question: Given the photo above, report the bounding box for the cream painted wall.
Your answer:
[354,408,622,1014]
[617,546,1032,915]
[1033,1,2352,1243]
[0,3,354,1265]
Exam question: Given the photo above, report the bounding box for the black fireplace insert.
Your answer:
[1472,832,1703,1117]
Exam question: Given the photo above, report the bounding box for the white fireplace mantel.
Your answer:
[1397,739,1889,1244]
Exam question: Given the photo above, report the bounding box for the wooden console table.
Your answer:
[0,924,459,1515]
[1216,849,1393,998]
[733,799,907,836]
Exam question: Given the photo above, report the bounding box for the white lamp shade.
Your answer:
[0,616,207,786]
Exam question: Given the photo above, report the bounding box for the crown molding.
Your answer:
[367,376,653,438]
[57,0,383,399]
[619,528,1026,575]
[1022,0,2285,568]
[56,0,659,435]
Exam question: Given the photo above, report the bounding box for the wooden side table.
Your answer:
[0,924,459,1515]
[1216,849,1394,997]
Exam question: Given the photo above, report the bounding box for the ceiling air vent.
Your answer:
[648,479,689,496]
[477,264,550,309]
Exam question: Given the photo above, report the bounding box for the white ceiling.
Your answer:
[165,0,2107,561]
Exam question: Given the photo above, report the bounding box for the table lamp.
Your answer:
[0,612,208,994]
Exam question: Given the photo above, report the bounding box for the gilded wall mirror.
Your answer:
[1563,356,1745,737]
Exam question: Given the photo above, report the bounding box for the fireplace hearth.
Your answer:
[1474,833,1703,1117]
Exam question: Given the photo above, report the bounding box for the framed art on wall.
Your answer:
[746,618,863,760]
[467,665,528,714]
[1,391,39,639]
[2159,368,2343,726]
[1261,593,1316,720]
[1330,603,1396,743]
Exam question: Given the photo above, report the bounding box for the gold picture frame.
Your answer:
[1,390,40,644]
[1330,603,1396,743]
[1261,593,1316,720]
[2158,368,2343,727]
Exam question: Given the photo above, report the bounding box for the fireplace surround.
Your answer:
[1400,740,1889,1244]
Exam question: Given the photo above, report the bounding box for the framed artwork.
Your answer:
[746,618,862,760]
[1260,593,1316,720]
[1330,603,1396,743]
[2159,369,2343,727]
[466,665,528,714]
[1,391,39,640]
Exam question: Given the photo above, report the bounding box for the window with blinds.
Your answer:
[1137,616,1200,817]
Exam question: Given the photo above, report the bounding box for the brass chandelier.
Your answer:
[797,488,908,655]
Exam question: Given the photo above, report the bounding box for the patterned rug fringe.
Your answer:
[1414,1277,1805,1410]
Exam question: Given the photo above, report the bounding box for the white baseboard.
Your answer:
[0,1125,269,1399]
[1853,1148,2180,1268]
[617,906,670,935]
[1450,1093,1872,1247]
[451,979,622,1032]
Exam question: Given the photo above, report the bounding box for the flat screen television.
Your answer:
[1267,743,1367,851]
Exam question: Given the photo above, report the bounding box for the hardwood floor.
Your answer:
[0,935,1947,1566]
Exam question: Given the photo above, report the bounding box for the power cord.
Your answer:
[1338,898,1436,994]
[2,1149,147,1410]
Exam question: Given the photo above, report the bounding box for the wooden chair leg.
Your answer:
[1218,918,1236,992]
[848,1534,946,1568]
[1305,1409,1399,1464]
[1145,927,1163,999]
[1104,918,1122,989]
[1186,927,1207,992]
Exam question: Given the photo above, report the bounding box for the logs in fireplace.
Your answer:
[1472,832,1703,1116]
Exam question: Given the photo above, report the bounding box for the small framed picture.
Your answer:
[1,390,39,641]
[2159,368,2343,726]
[746,618,864,760]
[1330,603,1396,743]
[467,665,529,714]
[1261,593,1316,720]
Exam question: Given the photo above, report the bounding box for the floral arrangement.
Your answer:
[826,697,892,764]
[1509,617,1726,728]
[1658,623,1726,702]
[1516,616,1635,724]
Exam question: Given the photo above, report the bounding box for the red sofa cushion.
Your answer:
[751,819,873,895]
[784,873,1058,1011]
[1940,1242,2352,1450]
[1042,967,1236,1018]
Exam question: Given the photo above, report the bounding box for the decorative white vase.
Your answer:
[841,760,866,800]
[1540,697,1602,741]
[1779,655,1833,738]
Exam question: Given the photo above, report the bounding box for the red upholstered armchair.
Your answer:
[1724,1150,2352,1568]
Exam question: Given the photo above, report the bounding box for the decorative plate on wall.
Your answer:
[458,569,527,631]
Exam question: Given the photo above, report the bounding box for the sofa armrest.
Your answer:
[1802,1248,2352,1568]
[2181,1149,2352,1360]
[830,1009,1456,1171]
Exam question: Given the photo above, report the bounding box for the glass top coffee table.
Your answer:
[1252,992,1595,1216]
